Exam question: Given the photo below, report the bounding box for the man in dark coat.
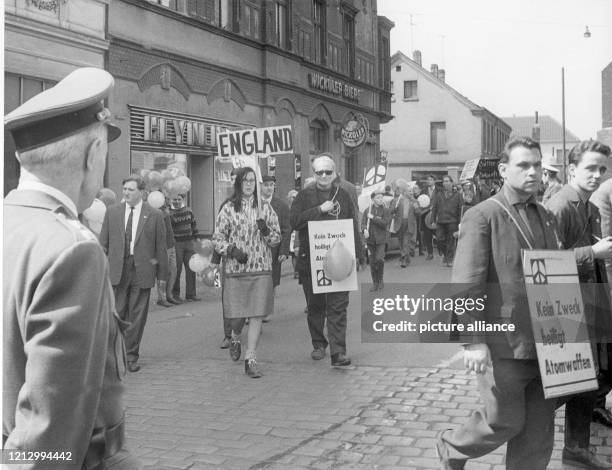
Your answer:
[100,175,168,372]
[3,67,140,468]
[431,175,463,267]
[545,139,612,469]
[436,137,563,470]
[290,154,365,367]
[261,176,292,290]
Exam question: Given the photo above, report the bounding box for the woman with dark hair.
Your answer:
[213,167,280,378]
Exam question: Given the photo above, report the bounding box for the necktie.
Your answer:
[125,206,134,257]
[515,202,545,248]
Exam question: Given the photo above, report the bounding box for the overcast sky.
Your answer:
[378,0,612,140]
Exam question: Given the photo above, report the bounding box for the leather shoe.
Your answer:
[331,353,352,367]
[563,446,612,469]
[229,338,241,361]
[156,299,172,308]
[311,347,326,360]
[127,362,140,373]
[219,337,230,349]
[167,297,182,305]
[186,296,201,302]
[245,359,263,378]
[593,407,612,428]
[435,431,465,470]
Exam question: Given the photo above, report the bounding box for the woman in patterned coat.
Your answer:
[213,167,280,378]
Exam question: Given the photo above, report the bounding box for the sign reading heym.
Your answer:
[217,125,293,158]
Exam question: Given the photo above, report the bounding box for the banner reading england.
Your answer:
[308,219,358,294]
[522,250,598,399]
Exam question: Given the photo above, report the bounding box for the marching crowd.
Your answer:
[4,67,612,470]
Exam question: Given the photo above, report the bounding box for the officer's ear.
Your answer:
[567,163,577,180]
[84,136,104,171]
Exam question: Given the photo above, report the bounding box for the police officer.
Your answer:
[3,68,141,469]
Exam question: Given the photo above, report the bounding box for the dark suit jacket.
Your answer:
[3,190,129,466]
[452,188,562,359]
[362,204,391,244]
[269,196,291,256]
[546,184,612,344]
[100,201,168,289]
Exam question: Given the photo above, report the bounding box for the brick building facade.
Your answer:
[106,0,393,235]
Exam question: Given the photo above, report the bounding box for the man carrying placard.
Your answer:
[290,154,364,367]
[545,139,612,469]
[436,137,563,470]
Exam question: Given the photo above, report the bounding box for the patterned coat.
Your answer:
[213,196,281,274]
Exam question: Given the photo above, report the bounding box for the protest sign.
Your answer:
[308,219,358,294]
[523,250,598,399]
[216,125,293,158]
[459,158,479,181]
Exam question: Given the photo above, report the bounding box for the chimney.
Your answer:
[438,69,446,82]
[413,50,422,66]
[431,64,438,77]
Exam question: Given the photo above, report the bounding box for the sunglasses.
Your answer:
[314,170,333,176]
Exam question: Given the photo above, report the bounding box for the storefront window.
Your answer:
[130,150,188,178]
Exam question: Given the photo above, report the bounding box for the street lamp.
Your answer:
[561,29,590,182]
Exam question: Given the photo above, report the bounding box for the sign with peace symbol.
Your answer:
[364,164,386,187]
[530,258,548,285]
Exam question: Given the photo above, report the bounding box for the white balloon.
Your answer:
[82,198,106,235]
[417,194,431,208]
[189,254,209,273]
[148,190,165,209]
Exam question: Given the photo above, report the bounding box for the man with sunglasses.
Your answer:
[290,154,365,367]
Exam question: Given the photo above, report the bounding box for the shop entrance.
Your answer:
[190,155,215,236]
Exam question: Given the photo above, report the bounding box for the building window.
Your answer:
[403,80,417,99]
[342,9,355,76]
[430,122,447,151]
[298,29,311,60]
[379,36,390,90]
[313,0,326,64]
[328,43,342,72]
[243,1,260,39]
[275,1,289,49]
[5,73,57,114]
[309,120,328,155]
[395,65,401,72]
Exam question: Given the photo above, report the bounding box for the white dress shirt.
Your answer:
[124,200,143,256]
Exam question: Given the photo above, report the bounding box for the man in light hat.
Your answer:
[541,158,563,204]
[3,68,141,468]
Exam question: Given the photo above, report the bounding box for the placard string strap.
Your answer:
[490,198,534,250]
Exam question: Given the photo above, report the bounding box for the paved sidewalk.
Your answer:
[124,357,612,470]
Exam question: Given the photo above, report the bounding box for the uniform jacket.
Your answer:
[290,182,364,275]
[362,203,391,244]
[546,184,612,344]
[100,201,168,288]
[452,187,562,359]
[268,196,292,256]
[3,189,129,468]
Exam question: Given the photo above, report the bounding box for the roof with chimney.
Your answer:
[391,50,510,131]
[502,115,580,143]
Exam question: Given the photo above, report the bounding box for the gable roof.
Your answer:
[391,50,481,111]
[502,115,580,143]
[391,51,510,132]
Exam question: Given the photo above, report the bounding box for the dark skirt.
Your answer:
[222,271,274,319]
